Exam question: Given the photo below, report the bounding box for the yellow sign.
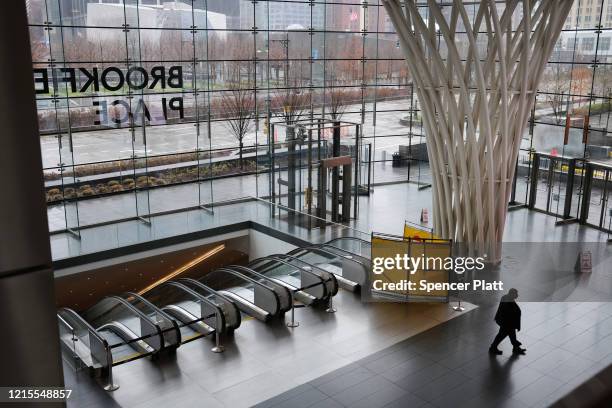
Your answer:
[403,222,437,241]
[370,233,450,301]
[371,236,410,297]
[407,239,451,298]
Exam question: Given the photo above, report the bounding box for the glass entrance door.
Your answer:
[528,153,583,221]
[582,163,612,234]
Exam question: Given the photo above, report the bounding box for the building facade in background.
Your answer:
[24,0,612,235]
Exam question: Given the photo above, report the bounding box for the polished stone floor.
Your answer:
[63,290,477,408]
[255,301,612,408]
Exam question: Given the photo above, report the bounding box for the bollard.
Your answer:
[211,309,225,353]
[104,366,120,391]
[452,299,465,312]
[286,291,299,328]
[325,294,337,313]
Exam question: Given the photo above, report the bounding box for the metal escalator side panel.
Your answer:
[99,296,165,353]
[81,295,164,354]
[58,308,112,372]
[177,278,242,330]
[144,281,221,333]
[287,247,348,278]
[300,246,368,288]
[122,292,182,349]
[225,265,293,313]
[201,269,281,318]
[271,254,340,296]
[161,305,213,342]
[97,321,154,355]
[97,328,147,366]
[162,281,227,334]
[248,257,327,300]
[300,269,325,300]
[217,290,271,322]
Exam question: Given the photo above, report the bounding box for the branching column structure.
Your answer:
[382,0,573,260]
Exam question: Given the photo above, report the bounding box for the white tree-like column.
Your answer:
[382,0,573,260]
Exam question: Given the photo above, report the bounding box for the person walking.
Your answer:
[489,288,526,355]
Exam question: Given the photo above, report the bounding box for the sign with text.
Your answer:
[33,65,185,125]
[368,232,452,302]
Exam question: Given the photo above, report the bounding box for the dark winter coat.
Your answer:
[494,295,521,330]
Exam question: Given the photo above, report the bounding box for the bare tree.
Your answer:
[544,87,567,124]
[326,88,352,121]
[271,72,309,127]
[540,66,571,124]
[220,75,255,169]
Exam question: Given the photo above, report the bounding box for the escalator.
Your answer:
[118,292,181,350]
[224,265,293,311]
[243,256,332,306]
[142,281,232,343]
[198,268,283,321]
[58,307,112,376]
[271,254,339,297]
[96,323,153,363]
[176,278,241,334]
[287,244,370,291]
[56,235,373,386]
[81,296,166,365]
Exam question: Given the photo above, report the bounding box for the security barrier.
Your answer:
[369,232,451,302]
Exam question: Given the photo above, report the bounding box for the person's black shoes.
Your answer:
[512,347,526,355]
[489,347,503,355]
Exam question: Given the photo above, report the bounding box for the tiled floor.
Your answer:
[256,302,612,408]
[63,289,477,408]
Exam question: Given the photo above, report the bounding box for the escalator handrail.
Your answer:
[271,253,340,296]
[176,278,236,308]
[59,307,107,345]
[325,237,372,257]
[288,245,369,286]
[122,292,182,347]
[161,304,214,335]
[97,321,153,353]
[58,307,112,369]
[161,281,227,333]
[84,294,162,329]
[58,313,74,333]
[202,268,281,316]
[226,264,293,312]
[318,244,370,263]
[326,237,371,246]
[288,245,359,265]
[195,279,264,315]
[100,295,165,351]
[311,244,371,267]
[177,278,242,330]
[248,256,328,297]
[228,264,294,293]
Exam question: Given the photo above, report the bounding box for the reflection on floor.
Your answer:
[256,302,612,408]
[64,290,476,408]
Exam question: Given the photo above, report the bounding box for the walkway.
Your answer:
[256,301,612,408]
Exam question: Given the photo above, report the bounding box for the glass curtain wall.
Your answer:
[26,0,612,234]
